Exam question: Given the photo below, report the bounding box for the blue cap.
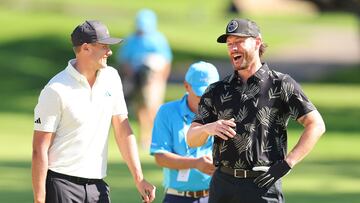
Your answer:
[185,61,220,96]
[136,9,157,34]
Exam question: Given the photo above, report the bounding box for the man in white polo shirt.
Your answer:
[32,20,156,203]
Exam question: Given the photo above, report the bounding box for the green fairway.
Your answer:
[1,84,360,203]
[0,0,359,202]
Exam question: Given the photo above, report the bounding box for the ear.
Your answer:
[81,43,91,52]
[184,81,191,92]
[255,37,262,49]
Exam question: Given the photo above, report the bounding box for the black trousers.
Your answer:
[46,170,110,203]
[209,170,284,203]
[163,194,209,203]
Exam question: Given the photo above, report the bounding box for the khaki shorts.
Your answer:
[124,67,166,110]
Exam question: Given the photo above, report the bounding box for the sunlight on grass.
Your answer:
[0,1,359,201]
[1,83,359,202]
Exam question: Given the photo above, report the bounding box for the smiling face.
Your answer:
[88,43,113,69]
[226,35,260,71]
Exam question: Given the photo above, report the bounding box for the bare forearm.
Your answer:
[117,133,144,182]
[186,123,210,148]
[286,112,325,167]
[187,120,237,147]
[154,153,198,169]
[32,131,53,203]
[113,116,144,183]
[32,151,48,203]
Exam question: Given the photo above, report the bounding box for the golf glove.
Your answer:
[254,160,291,189]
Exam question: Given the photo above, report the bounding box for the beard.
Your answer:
[232,51,254,71]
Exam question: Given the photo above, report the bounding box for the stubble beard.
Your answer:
[233,54,250,71]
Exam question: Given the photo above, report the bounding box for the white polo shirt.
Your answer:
[34,59,128,179]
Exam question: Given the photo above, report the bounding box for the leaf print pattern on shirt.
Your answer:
[233,133,252,155]
[275,134,287,154]
[204,98,212,107]
[289,106,299,120]
[220,92,232,104]
[256,107,278,127]
[268,87,281,100]
[234,106,248,123]
[192,64,316,169]
[241,84,260,102]
[198,105,210,120]
[261,139,272,153]
[253,98,259,107]
[234,159,247,169]
[281,82,294,102]
[219,141,227,154]
[218,109,233,120]
[276,114,290,130]
[244,123,256,133]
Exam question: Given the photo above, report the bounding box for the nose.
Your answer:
[231,44,238,51]
[106,48,112,56]
[228,43,238,52]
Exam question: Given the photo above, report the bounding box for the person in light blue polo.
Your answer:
[117,8,173,149]
[150,61,220,203]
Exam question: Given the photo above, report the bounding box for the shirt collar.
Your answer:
[179,94,195,121]
[253,63,270,81]
[226,63,270,84]
[65,59,102,83]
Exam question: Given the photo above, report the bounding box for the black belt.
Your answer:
[166,188,209,198]
[219,166,264,178]
[47,170,103,184]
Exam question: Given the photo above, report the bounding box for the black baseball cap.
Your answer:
[71,20,123,46]
[217,18,261,43]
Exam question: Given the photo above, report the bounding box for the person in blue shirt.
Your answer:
[117,9,173,149]
[150,61,220,203]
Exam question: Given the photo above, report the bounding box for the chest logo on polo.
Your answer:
[105,91,111,97]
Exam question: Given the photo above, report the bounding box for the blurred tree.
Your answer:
[300,0,360,14]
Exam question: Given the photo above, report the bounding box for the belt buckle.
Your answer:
[234,169,247,178]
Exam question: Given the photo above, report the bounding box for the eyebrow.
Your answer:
[227,39,245,44]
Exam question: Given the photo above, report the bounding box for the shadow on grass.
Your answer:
[1,159,359,203]
[285,192,360,203]
[319,65,360,84]
[0,160,164,203]
[0,35,222,116]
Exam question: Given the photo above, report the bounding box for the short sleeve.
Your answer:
[192,84,218,124]
[283,75,316,120]
[34,87,61,132]
[150,105,173,155]
[154,33,172,62]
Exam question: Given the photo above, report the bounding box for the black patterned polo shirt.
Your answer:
[193,63,316,170]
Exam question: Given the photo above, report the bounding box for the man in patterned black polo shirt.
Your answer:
[186,18,326,203]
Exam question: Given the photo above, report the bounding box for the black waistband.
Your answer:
[219,166,264,178]
[47,170,103,185]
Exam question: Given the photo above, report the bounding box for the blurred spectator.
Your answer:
[117,9,173,149]
[150,61,220,203]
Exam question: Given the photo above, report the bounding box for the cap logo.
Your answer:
[227,20,238,33]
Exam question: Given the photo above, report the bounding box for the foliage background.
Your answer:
[0,0,359,202]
